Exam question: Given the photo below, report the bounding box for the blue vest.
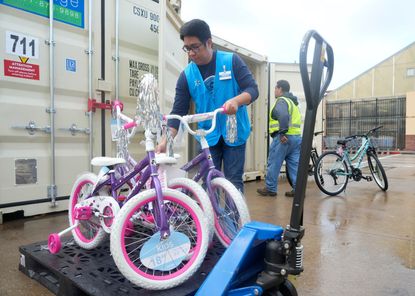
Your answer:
[184,51,250,146]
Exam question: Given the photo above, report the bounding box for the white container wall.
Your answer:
[0,1,97,217]
[107,0,187,162]
[0,0,187,219]
[269,63,324,158]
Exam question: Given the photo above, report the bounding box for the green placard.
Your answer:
[2,0,84,28]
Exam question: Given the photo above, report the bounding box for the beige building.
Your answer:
[325,42,415,150]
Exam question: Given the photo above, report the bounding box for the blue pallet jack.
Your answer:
[196,30,334,296]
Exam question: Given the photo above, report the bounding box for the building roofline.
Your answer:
[332,40,415,91]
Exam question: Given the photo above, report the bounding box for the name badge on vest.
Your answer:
[219,65,231,80]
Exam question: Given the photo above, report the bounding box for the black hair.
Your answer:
[180,19,212,43]
[276,80,290,92]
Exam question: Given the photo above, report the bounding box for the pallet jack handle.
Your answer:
[289,30,334,232]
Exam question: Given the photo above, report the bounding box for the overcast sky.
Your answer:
[180,0,415,90]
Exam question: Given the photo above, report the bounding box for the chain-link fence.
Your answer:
[324,97,406,150]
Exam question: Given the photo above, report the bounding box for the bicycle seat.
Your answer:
[155,153,180,165]
[91,157,126,167]
[337,139,348,146]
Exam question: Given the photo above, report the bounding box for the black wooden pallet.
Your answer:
[19,238,224,296]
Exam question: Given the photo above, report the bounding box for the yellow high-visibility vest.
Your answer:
[269,96,301,135]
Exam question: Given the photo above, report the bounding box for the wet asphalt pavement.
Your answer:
[0,153,414,295]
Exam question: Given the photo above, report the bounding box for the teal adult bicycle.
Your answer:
[314,126,388,196]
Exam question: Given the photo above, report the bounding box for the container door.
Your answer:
[0,1,96,217]
[109,0,187,163]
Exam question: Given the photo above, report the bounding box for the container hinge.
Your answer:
[44,40,56,46]
[11,121,51,135]
[59,124,90,136]
[46,107,56,114]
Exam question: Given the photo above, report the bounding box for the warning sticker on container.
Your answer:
[4,59,40,80]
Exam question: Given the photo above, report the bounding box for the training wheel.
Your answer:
[48,233,62,254]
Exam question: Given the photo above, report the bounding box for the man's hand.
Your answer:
[280,134,288,144]
[156,126,178,153]
[223,99,239,115]
[223,92,252,115]
[156,138,167,153]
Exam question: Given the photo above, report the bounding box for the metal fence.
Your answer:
[324,97,406,150]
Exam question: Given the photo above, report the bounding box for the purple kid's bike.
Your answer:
[48,74,209,290]
[164,107,251,247]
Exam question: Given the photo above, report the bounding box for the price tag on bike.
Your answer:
[140,231,191,271]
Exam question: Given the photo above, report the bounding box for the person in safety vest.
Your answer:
[257,80,302,197]
[156,19,259,193]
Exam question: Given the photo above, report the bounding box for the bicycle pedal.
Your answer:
[366,176,372,182]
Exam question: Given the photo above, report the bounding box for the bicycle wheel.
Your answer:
[69,172,107,249]
[210,177,251,247]
[314,151,349,196]
[309,149,319,176]
[110,188,209,290]
[367,151,388,191]
[168,177,215,242]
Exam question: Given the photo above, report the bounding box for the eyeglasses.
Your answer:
[182,43,204,53]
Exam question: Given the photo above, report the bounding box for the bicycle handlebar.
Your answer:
[164,107,225,137]
[345,126,383,140]
[112,101,138,139]
[123,121,137,130]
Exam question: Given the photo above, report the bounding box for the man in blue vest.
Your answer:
[156,19,259,193]
[257,80,302,197]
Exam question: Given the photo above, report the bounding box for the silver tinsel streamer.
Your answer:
[116,127,129,160]
[137,73,161,133]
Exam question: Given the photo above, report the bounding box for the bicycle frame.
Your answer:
[309,131,323,171]
[339,136,372,176]
[180,147,225,214]
[92,103,171,237]
[165,108,236,217]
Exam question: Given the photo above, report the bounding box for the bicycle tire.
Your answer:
[110,188,209,290]
[168,177,215,242]
[69,172,107,249]
[367,151,388,191]
[309,149,319,176]
[210,177,251,247]
[286,149,318,189]
[314,151,349,196]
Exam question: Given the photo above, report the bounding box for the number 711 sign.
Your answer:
[6,31,39,59]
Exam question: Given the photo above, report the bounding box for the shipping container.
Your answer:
[0,0,187,221]
[1,0,312,221]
